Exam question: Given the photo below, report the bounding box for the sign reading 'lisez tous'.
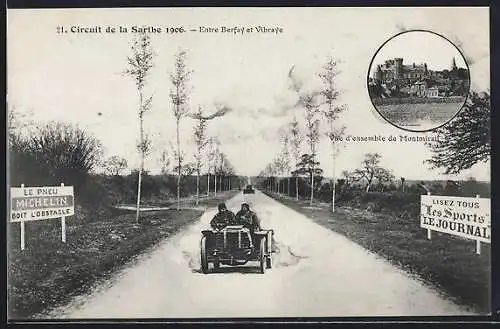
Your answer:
[420,195,491,243]
[10,186,75,222]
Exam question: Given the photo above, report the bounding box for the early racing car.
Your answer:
[243,184,255,194]
[200,225,274,274]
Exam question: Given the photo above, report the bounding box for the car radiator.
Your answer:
[215,232,252,249]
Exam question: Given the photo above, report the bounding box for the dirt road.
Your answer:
[44,190,473,318]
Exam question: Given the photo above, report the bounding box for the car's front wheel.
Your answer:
[200,236,208,274]
[266,256,272,269]
[259,238,266,274]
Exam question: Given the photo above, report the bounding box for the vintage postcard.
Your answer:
[7,7,491,319]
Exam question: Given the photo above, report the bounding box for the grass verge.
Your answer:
[7,190,238,319]
[264,192,490,314]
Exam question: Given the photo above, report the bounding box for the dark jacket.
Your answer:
[210,210,236,230]
[235,210,261,232]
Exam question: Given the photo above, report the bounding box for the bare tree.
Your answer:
[8,105,34,145]
[338,170,352,194]
[352,153,383,192]
[288,116,303,200]
[188,105,230,202]
[374,167,395,192]
[11,121,103,189]
[206,137,216,196]
[217,152,235,191]
[208,137,221,196]
[261,163,275,192]
[272,156,283,193]
[124,32,154,223]
[169,49,193,210]
[302,93,321,205]
[103,155,128,176]
[273,134,291,195]
[318,55,347,212]
[167,139,189,196]
[173,162,196,177]
[190,106,208,206]
[217,152,226,192]
[225,164,236,191]
[278,130,292,196]
[137,132,153,161]
[158,149,171,175]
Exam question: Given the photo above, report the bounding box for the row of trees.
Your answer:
[9,31,243,225]
[259,57,348,211]
[260,151,396,197]
[259,89,491,205]
[8,105,241,209]
[124,32,237,222]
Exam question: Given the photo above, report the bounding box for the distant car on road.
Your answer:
[243,185,255,194]
[200,225,274,274]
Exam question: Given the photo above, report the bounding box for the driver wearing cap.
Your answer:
[210,203,236,230]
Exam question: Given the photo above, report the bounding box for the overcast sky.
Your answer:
[370,30,468,74]
[7,7,490,181]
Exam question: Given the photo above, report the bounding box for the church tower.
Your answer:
[451,57,457,71]
[394,58,403,79]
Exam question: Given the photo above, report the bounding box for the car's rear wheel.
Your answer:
[200,236,208,274]
[259,238,266,274]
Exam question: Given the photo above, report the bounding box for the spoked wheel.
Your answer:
[200,236,208,274]
[259,238,266,274]
[266,255,272,269]
[266,231,273,269]
[267,231,273,254]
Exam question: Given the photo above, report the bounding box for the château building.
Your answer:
[373,57,461,84]
[369,57,469,98]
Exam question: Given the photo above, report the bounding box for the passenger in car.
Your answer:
[235,203,261,233]
[235,203,261,248]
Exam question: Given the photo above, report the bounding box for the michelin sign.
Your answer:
[10,185,75,222]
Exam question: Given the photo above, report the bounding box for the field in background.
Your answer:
[263,191,490,314]
[377,102,463,127]
[8,190,238,319]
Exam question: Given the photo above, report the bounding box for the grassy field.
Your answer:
[377,102,463,128]
[7,190,238,319]
[264,192,490,314]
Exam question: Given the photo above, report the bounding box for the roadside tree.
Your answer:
[169,49,193,210]
[103,156,128,176]
[318,55,347,212]
[124,31,155,223]
[288,116,303,200]
[426,91,490,174]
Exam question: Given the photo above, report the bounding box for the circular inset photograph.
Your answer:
[367,30,470,132]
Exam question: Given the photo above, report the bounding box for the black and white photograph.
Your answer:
[368,30,471,132]
[7,7,491,320]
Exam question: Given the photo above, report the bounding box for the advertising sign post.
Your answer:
[420,194,490,255]
[10,184,75,249]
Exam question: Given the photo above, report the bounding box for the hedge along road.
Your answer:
[44,190,473,318]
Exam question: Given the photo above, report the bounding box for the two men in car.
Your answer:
[210,202,261,233]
